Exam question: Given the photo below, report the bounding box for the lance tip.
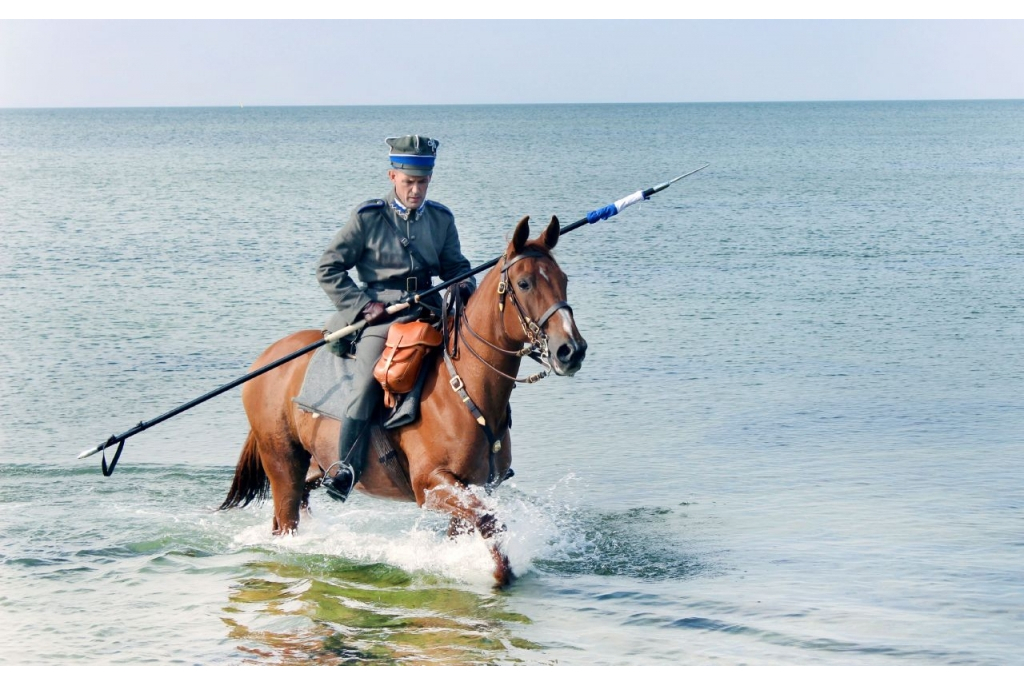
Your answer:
[668,162,710,184]
[649,163,710,194]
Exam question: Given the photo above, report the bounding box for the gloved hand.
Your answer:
[361,301,388,324]
[457,281,474,301]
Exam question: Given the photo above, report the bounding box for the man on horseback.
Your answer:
[316,135,476,502]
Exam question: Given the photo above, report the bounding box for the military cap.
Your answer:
[386,135,439,176]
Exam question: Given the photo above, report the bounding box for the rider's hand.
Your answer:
[457,281,474,301]
[361,301,388,324]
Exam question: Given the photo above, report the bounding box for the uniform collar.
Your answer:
[388,190,426,222]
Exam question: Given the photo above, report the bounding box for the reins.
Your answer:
[440,292,505,489]
[440,250,573,490]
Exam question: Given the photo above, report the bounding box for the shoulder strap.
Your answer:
[357,199,386,213]
[377,206,438,276]
[441,350,503,492]
[424,199,453,216]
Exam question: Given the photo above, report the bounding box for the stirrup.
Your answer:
[323,461,356,503]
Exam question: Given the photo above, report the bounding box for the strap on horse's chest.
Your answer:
[442,351,506,491]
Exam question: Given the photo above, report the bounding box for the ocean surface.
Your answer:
[1,101,1022,665]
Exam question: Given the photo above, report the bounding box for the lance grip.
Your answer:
[322,301,412,343]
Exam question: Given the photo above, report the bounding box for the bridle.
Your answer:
[446,249,573,385]
[498,250,573,370]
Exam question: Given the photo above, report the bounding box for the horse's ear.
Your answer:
[541,215,560,249]
[510,216,530,254]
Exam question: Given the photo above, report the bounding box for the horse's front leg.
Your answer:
[415,471,514,587]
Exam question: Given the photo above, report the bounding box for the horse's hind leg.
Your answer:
[259,435,311,535]
[301,462,324,512]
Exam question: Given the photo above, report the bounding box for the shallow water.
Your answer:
[1,101,1023,664]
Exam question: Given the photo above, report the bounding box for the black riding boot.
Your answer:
[324,417,369,503]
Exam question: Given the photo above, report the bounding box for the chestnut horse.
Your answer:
[220,216,586,585]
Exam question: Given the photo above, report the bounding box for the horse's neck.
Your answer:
[447,276,523,425]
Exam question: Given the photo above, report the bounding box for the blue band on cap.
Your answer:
[390,154,436,168]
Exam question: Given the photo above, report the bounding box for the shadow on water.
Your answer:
[221,554,542,665]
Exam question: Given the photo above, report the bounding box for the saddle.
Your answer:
[293,323,439,431]
[293,323,442,499]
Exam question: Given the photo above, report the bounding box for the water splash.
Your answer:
[227,471,706,587]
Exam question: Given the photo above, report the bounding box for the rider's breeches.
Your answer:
[344,322,389,421]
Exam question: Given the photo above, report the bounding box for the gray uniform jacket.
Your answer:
[318,189,476,330]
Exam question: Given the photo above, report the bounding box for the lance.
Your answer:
[76,164,709,474]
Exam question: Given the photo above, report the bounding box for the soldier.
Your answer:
[317,135,476,502]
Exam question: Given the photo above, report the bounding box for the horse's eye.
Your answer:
[517,279,530,291]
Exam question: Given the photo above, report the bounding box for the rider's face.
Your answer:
[389,170,431,209]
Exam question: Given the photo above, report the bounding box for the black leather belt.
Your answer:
[367,272,433,292]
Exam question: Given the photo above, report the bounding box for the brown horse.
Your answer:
[220,215,586,585]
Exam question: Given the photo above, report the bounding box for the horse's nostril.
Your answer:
[557,341,587,365]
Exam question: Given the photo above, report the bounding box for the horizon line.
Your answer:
[3,97,1024,111]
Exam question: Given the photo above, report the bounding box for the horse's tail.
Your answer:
[219,430,270,510]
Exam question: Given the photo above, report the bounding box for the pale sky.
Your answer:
[2,15,1023,107]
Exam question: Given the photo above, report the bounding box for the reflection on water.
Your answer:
[216,492,713,663]
[223,556,541,665]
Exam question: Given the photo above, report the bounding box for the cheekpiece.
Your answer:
[386,135,439,176]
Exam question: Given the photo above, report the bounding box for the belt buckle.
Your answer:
[406,276,418,291]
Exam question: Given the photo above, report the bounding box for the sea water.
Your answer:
[1,101,1022,664]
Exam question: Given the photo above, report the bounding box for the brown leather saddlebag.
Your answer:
[373,321,443,408]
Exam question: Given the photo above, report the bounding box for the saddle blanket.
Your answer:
[291,346,429,430]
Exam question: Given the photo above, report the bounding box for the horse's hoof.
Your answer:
[489,545,515,587]
[493,565,516,588]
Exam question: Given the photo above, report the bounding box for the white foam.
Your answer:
[228,475,592,586]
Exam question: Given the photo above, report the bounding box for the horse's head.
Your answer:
[499,215,587,376]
